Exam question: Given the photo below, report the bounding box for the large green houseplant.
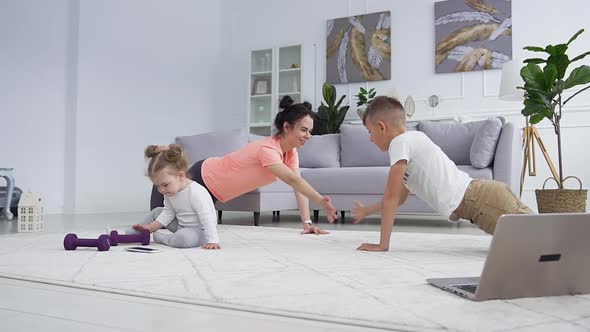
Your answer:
[519,28,590,212]
[313,82,350,135]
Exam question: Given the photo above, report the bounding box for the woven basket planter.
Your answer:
[536,176,587,213]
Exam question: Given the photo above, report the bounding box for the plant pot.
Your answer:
[535,176,587,213]
[357,107,366,120]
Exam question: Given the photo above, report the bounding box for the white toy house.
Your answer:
[17,192,44,233]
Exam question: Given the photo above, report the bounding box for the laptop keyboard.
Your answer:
[454,284,478,294]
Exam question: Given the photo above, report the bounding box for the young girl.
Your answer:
[134,144,220,249]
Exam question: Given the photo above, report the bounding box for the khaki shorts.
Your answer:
[454,179,533,235]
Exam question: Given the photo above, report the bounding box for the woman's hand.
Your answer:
[202,243,221,250]
[301,224,330,235]
[320,196,338,223]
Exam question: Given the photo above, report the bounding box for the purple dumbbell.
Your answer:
[63,233,110,251]
[109,230,150,246]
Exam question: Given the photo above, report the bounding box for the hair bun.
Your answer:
[145,145,160,159]
[279,95,294,110]
[164,144,182,162]
[302,101,312,110]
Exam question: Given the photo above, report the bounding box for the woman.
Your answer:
[151,96,337,234]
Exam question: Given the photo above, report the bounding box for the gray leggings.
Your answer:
[144,207,206,248]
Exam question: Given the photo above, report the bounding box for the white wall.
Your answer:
[74,0,224,213]
[0,0,69,214]
[1,0,224,214]
[220,0,590,211]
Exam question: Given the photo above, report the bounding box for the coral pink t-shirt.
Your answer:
[201,135,299,202]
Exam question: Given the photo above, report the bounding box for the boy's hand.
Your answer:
[202,243,221,250]
[357,243,388,251]
[301,224,330,235]
[353,201,368,224]
[320,196,338,223]
[132,224,150,232]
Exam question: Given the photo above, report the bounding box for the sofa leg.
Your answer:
[313,210,319,223]
[340,211,345,224]
[254,212,260,226]
[217,210,223,224]
[272,210,280,223]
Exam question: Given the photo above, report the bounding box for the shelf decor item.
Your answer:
[252,78,270,95]
[17,192,44,233]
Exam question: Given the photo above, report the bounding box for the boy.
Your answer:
[350,96,533,251]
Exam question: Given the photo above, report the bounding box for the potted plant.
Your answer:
[313,82,350,135]
[519,28,590,212]
[354,87,376,119]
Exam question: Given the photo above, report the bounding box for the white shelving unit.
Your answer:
[248,45,302,136]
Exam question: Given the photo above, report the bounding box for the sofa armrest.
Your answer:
[493,122,522,194]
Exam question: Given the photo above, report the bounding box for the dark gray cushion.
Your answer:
[339,124,390,167]
[470,118,503,168]
[298,134,340,168]
[175,128,248,164]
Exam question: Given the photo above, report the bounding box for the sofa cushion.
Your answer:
[418,118,503,165]
[176,128,248,164]
[339,124,390,167]
[458,165,493,180]
[470,118,503,168]
[298,134,340,168]
[301,167,390,194]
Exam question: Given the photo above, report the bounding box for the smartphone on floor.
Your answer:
[125,246,160,253]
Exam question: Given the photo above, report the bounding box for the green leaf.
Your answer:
[529,113,547,124]
[524,46,546,52]
[545,45,556,56]
[369,91,376,98]
[571,51,590,63]
[360,87,367,94]
[525,93,551,108]
[543,64,558,90]
[567,28,584,45]
[368,88,375,93]
[521,63,545,90]
[322,83,336,106]
[334,106,350,128]
[554,44,568,55]
[564,65,590,89]
[334,94,346,110]
[521,102,546,116]
[524,58,546,64]
[547,54,570,79]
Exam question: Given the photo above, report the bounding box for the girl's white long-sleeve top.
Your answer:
[156,181,219,243]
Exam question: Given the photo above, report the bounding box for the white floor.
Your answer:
[0,211,490,332]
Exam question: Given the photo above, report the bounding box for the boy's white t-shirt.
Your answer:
[157,181,219,243]
[388,131,472,219]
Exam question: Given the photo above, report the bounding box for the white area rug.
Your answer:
[0,226,589,331]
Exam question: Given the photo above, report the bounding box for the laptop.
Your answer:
[427,213,590,301]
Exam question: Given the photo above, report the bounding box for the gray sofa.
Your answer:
[172,118,521,225]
